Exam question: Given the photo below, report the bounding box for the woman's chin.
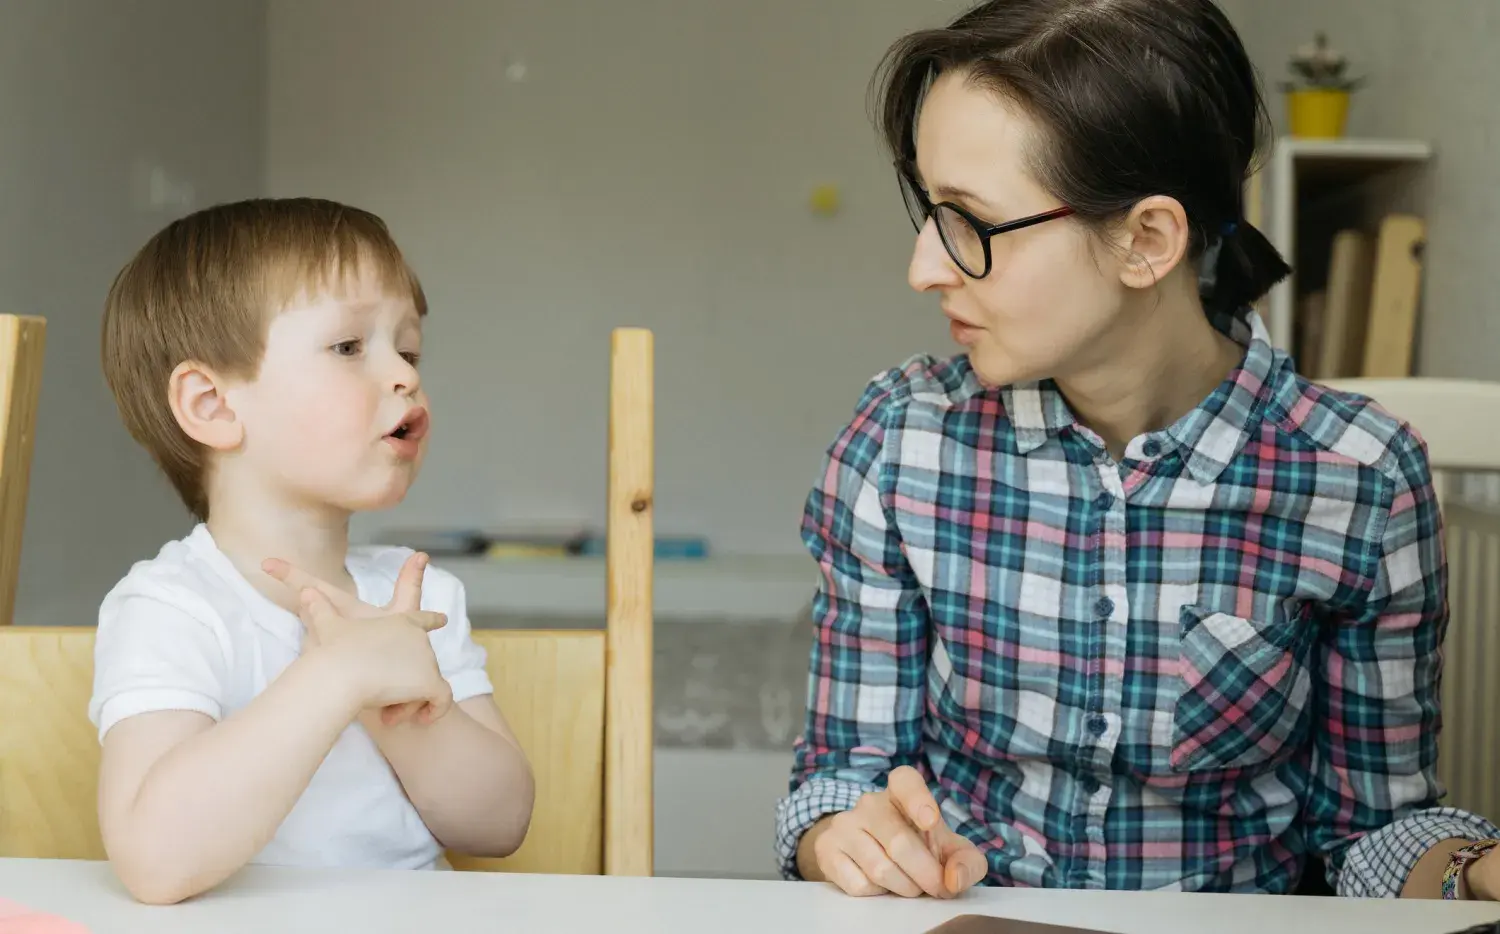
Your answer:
[967,344,1051,389]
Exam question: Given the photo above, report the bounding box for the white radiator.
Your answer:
[1438,494,1500,822]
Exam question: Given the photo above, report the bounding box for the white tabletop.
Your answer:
[2,859,1499,934]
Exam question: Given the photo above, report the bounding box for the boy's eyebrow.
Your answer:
[338,298,420,325]
[339,299,382,316]
[394,307,423,334]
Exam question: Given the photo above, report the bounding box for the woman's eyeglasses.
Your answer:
[897,163,1074,280]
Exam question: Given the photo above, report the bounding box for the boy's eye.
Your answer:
[400,351,421,367]
[332,339,362,356]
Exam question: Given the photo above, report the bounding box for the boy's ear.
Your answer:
[168,360,244,451]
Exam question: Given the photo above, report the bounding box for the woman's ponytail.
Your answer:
[1201,221,1292,317]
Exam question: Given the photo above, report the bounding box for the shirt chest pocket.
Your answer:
[1169,603,1318,774]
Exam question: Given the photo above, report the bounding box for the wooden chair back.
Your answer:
[0,314,45,627]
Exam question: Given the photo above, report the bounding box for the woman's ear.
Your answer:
[1117,195,1191,291]
[168,360,244,451]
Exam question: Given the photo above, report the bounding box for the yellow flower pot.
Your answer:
[1287,88,1351,138]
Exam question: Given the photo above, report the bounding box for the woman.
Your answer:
[779,0,1500,901]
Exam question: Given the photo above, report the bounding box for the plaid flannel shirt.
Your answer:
[777,309,1497,895]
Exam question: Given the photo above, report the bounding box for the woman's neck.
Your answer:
[1054,284,1245,460]
[203,472,355,612]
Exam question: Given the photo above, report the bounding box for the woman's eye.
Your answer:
[332,339,362,356]
[400,351,421,366]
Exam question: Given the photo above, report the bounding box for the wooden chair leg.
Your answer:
[0,315,46,627]
[604,327,654,876]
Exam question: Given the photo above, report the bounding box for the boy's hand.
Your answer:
[264,552,449,726]
[263,550,430,622]
[296,589,453,725]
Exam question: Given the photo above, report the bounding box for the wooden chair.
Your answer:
[0,323,655,878]
[0,314,44,628]
[1318,378,1500,506]
[1321,377,1500,826]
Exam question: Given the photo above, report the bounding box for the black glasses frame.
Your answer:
[897,163,1075,279]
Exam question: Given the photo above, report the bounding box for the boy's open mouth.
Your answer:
[385,407,429,443]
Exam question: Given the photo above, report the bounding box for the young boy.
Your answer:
[90,198,535,905]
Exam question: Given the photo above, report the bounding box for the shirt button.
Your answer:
[1081,776,1100,795]
[1094,492,1114,510]
[1142,439,1162,458]
[1088,716,1108,737]
[1094,597,1114,618]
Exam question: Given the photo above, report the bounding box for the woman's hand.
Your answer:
[796,766,988,898]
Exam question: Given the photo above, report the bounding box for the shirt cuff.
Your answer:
[446,667,495,705]
[94,689,222,742]
[775,778,874,880]
[1336,807,1500,898]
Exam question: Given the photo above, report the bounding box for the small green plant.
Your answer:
[1282,33,1364,91]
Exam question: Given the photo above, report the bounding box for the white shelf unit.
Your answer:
[1248,137,1433,353]
[439,554,816,622]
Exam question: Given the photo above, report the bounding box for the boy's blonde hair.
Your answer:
[102,197,427,520]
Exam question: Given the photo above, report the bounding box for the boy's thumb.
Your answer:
[299,588,337,628]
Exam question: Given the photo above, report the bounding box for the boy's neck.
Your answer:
[205,493,357,614]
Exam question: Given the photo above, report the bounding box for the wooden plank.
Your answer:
[0,627,103,859]
[604,328,654,877]
[1297,290,1326,378]
[1316,231,1374,379]
[1361,215,1426,378]
[0,315,45,626]
[449,630,606,874]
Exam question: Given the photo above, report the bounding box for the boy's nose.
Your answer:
[389,352,421,395]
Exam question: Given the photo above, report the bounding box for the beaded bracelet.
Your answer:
[1442,839,1500,900]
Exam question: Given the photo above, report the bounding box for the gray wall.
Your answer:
[271,0,1482,557]
[266,0,950,555]
[3,0,266,626]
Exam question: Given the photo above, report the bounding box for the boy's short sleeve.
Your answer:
[421,566,493,704]
[90,593,232,742]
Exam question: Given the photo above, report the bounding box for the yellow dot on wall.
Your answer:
[808,184,841,216]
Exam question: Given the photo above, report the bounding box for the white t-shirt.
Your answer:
[88,523,494,870]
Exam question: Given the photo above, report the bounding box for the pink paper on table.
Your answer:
[0,898,90,934]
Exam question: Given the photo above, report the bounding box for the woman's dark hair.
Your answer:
[874,0,1291,316]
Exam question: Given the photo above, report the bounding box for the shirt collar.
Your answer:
[1159,309,1279,483]
[1002,379,1076,455]
[1000,308,1282,483]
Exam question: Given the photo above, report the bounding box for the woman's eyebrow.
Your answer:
[930,182,1003,214]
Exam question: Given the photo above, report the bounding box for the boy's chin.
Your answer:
[351,493,409,513]
[328,478,416,513]
[353,486,413,513]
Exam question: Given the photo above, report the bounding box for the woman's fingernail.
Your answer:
[919,806,939,828]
